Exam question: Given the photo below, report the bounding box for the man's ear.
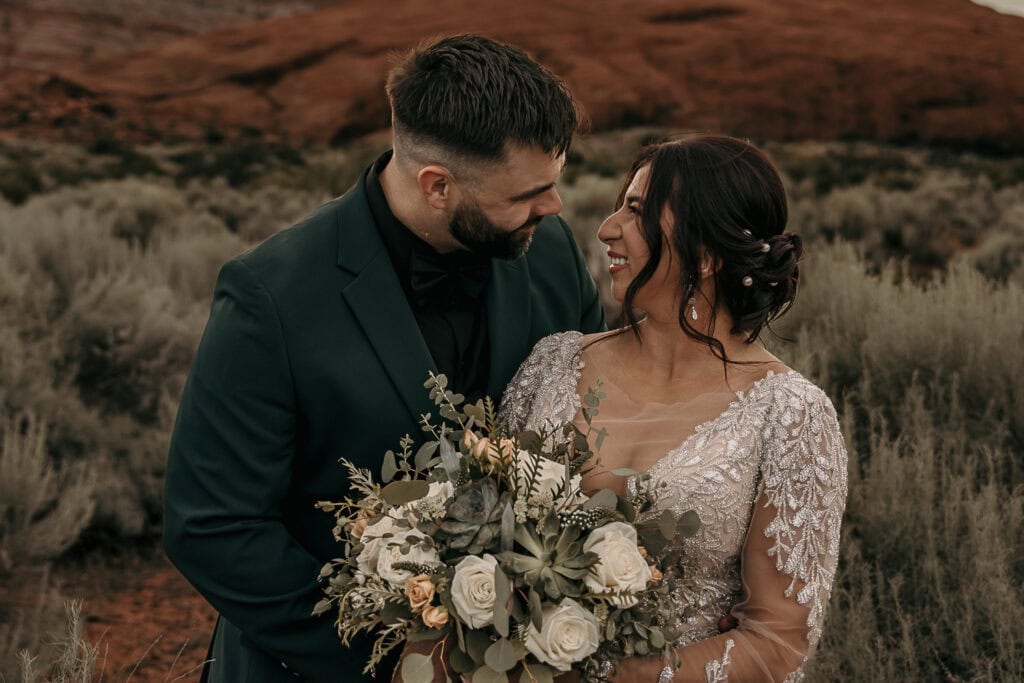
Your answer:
[417,165,454,210]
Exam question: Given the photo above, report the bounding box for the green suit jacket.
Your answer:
[163,170,605,683]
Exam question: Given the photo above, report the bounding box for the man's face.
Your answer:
[448,144,566,260]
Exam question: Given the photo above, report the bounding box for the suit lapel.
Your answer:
[335,178,437,424]
[485,257,532,399]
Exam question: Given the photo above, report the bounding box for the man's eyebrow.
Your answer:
[508,182,556,202]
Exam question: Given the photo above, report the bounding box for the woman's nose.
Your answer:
[597,212,621,243]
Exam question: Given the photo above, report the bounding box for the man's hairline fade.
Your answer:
[385,33,583,178]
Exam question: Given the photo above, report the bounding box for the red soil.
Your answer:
[73,552,216,682]
[1,0,1023,149]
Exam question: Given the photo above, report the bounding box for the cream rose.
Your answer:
[376,529,440,587]
[523,598,600,671]
[582,522,651,607]
[450,554,499,629]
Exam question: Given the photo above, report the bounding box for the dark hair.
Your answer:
[386,34,581,161]
[618,135,802,364]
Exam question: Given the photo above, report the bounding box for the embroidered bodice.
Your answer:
[500,331,848,683]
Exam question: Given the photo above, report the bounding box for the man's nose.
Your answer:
[534,187,563,216]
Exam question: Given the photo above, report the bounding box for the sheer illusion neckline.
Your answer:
[569,331,799,474]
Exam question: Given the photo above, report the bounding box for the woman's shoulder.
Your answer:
[509,331,585,391]
[750,368,836,414]
[524,330,585,367]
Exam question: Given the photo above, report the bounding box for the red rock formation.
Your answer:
[1,0,1022,150]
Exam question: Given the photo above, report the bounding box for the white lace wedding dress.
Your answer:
[499,332,848,683]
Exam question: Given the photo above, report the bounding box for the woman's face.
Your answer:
[597,165,683,313]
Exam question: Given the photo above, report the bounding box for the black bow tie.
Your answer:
[408,250,491,311]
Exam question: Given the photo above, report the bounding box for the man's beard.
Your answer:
[448,199,541,260]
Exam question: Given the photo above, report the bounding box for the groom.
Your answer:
[163,34,605,683]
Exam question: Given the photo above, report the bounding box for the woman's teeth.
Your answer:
[610,257,628,266]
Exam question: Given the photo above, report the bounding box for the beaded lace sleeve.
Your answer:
[756,381,848,657]
[497,331,583,433]
[663,378,848,682]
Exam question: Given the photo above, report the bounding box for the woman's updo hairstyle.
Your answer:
[617,135,801,363]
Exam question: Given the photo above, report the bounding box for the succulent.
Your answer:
[499,512,598,600]
[430,476,506,556]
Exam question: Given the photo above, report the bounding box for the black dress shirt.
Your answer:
[364,151,491,404]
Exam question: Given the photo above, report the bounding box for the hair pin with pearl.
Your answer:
[761,242,771,253]
[742,275,753,287]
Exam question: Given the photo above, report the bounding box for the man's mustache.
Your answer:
[518,216,543,231]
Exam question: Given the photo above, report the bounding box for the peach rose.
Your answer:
[347,508,373,539]
[405,574,436,614]
[649,566,663,586]
[422,605,449,629]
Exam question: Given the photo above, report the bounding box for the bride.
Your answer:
[500,136,848,682]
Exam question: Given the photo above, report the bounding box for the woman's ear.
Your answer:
[417,165,454,210]
[699,251,722,281]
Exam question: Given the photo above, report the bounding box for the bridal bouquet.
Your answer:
[315,373,700,683]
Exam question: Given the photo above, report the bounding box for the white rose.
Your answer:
[515,452,583,505]
[356,515,403,576]
[450,554,499,629]
[376,529,440,587]
[582,522,651,607]
[523,598,600,671]
[357,515,439,585]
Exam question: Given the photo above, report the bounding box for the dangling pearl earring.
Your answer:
[687,297,698,321]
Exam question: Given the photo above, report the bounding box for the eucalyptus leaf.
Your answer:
[501,502,515,553]
[494,565,511,638]
[484,638,518,673]
[528,589,544,632]
[516,430,543,452]
[617,496,637,523]
[465,629,491,665]
[381,479,430,506]
[583,488,618,511]
[406,627,447,642]
[382,450,398,483]
[521,662,555,683]
[649,628,666,649]
[380,601,411,625]
[471,666,508,683]
[677,509,701,538]
[611,467,639,477]
[450,646,476,674]
[594,426,609,450]
[401,653,434,683]
[658,509,677,540]
[415,441,439,471]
